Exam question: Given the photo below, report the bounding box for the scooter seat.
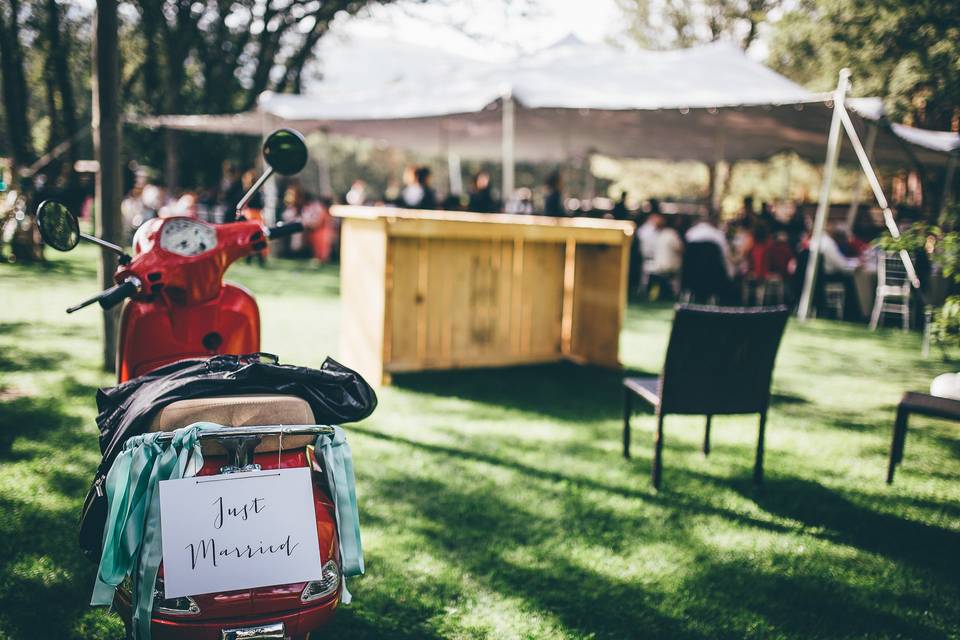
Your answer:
[148,394,317,453]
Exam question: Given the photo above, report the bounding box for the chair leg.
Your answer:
[652,413,665,490]
[622,389,632,459]
[753,411,767,485]
[869,294,883,330]
[887,405,909,484]
[703,415,712,456]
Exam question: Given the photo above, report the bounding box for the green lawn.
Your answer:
[1,245,959,639]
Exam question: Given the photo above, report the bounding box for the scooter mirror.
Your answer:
[36,200,80,252]
[262,128,308,176]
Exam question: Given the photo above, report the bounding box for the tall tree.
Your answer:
[0,0,36,171]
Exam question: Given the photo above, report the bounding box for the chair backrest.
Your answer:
[659,304,790,415]
[681,242,729,300]
[878,250,911,290]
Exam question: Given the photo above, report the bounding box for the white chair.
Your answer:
[870,251,911,332]
[823,282,846,319]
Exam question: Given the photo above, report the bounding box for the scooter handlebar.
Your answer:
[265,220,303,239]
[98,278,140,310]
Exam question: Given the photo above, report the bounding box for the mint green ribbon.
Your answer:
[91,423,215,640]
[315,426,364,604]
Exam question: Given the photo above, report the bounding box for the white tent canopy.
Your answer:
[133,35,959,169]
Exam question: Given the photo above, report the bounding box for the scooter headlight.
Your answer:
[300,560,340,603]
[153,576,201,616]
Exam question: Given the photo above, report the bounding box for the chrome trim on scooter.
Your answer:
[220,621,285,640]
[156,424,335,473]
[154,424,335,442]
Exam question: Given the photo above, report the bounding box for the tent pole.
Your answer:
[837,102,920,287]
[845,122,877,228]
[710,125,727,214]
[501,89,515,203]
[798,68,851,321]
[448,150,462,198]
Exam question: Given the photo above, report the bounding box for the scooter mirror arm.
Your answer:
[79,232,130,262]
[234,166,275,218]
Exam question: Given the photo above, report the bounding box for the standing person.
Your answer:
[612,191,629,220]
[637,212,662,290]
[401,165,436,209]
[218,161,244,223]
[650,215,683,298]
[467,171,497,213]
[345,179,367,206]
[302,195,336,264]
[543,171,565,217]
[280,182,306,257]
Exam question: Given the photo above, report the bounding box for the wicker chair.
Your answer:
[622,304,790,489]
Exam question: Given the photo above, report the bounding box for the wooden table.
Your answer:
[332,205,635,385]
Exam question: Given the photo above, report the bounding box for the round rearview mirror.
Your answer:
[37,200,80,252]
[262,128,308,176]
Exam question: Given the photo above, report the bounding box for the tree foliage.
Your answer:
[767,0,960,130]
[616,0,781,51]
[0,0,393,184]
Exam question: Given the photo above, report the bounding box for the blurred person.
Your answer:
[159,192,198,219]
[400,165,422,208]
[649,215,683,298]
[759,201,779,231]
[401,165,436,209]
[301,194,336,264]
[281,182,307,256]
[686,212,734,278]
[638,212,662,278]
[543,171,565,217]
[218,161,244,223]
[345,179,367,206]
[240,169,266,266]
[612,191,629,220]
[821,224,860,275]
[505,187,534,214]
[120,185,145,242]
[467,171,497,213]
[384,177,402,205]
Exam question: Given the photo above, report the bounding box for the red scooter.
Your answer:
[38,130,352,640]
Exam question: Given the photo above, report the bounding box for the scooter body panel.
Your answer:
[117,283,260,382]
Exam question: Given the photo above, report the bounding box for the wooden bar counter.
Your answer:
[332,205,635,385]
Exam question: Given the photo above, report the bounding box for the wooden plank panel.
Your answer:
[520,241,565,358]
[338,218,387,385]
[569,242,626,367]
[387,237,421,365]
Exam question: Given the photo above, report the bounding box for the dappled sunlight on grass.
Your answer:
[1,247,959,638]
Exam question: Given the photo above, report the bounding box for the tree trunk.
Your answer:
[0,0,35,172]
[94,0,123,374]
[47,0,79,162]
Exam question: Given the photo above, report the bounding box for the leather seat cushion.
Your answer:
[148,394,317,453]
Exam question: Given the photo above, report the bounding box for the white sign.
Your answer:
[159,467,322,598]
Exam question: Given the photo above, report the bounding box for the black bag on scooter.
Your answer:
[78,352,376,557]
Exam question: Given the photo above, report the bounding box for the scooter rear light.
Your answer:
[300,560,340,602]
[153,576,201,616]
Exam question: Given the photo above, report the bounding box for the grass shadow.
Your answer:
[736,476,960,581]
[392,361,653,422]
